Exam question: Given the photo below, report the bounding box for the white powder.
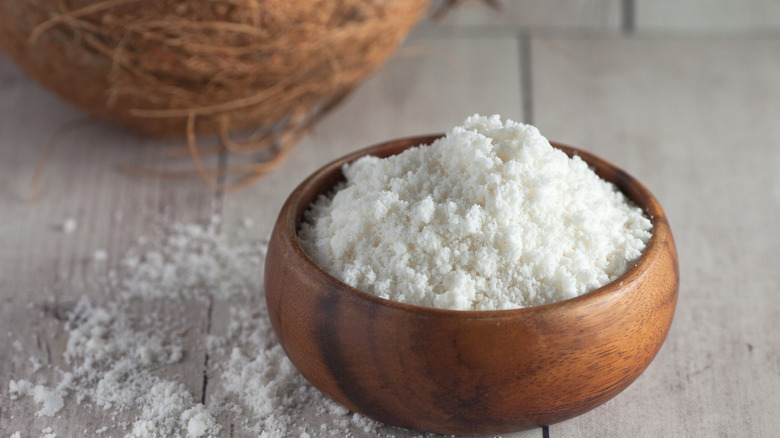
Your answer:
[6,224,233,438]
[8,380,64,417]
[300,115,652,310]
[29,356,43,373]
[61,219,77,234]
[129,381,220,438]
[93,250,108,262]
[9,296,220,438]
[6,220,401,438]
[116,222,263,302]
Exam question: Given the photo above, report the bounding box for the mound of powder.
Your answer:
[299,114,653,310]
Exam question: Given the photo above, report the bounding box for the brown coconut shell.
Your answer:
[0,0,429,139]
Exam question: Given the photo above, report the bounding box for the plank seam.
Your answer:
[622,0,636,35]
[201,295,214,405]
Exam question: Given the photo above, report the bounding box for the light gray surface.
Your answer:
[533,35,780,438]
[1,2,779,437]
[429,0,621,31]
[636,0,780,33]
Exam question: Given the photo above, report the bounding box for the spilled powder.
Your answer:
[61,219,77,234]
[6,221,420,438]
[8,380,63,417]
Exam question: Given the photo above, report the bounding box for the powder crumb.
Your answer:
[184,407,218,438]
[128,381,220,438]
[242,217,255,228]
[12,339,22,352]
[204,334,225,355]
[29,356,43,373]
[10,432,21,438]
[39,427,55,438]
[9,379,64,416]
[325,400,350,417]
[62,219,77,234]
[300,114,652,310]
[352,413,383,434]
[93,250,108,262]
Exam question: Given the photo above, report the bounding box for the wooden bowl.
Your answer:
[265,135,679,435]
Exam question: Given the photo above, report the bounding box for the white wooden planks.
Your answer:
[0,56,221,437]
[533,36,780,437]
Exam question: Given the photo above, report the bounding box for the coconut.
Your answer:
[0,0,430,188]
[0,0,429,137]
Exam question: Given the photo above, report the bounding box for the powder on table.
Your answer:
[8,380,64,417]
[61,219,77,234]
[6,220,401,438]
[299,114,653,310]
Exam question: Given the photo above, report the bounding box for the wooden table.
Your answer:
[2,2,778,437]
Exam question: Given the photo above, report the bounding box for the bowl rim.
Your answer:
[279,134,670,319]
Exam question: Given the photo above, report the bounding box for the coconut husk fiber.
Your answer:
[0,0,430,189]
